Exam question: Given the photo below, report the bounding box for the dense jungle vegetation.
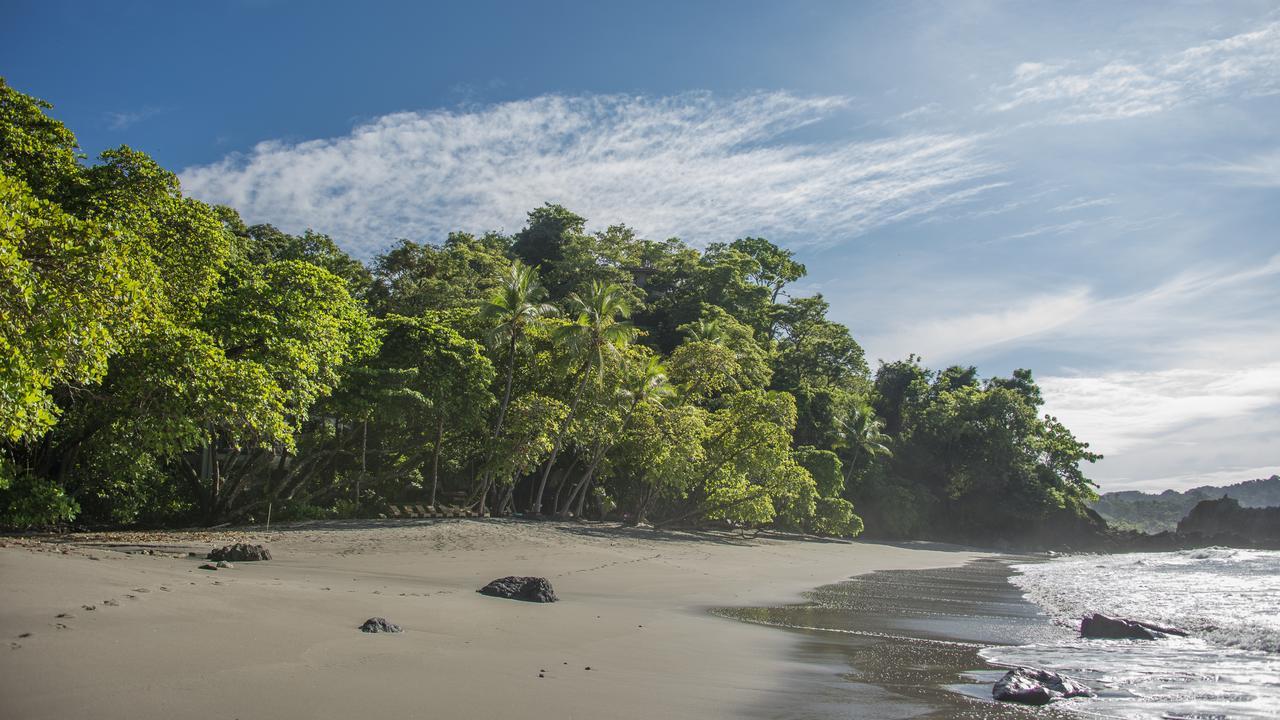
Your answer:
[0,80,1103,542]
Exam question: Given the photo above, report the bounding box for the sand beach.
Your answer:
[1,519,990,719]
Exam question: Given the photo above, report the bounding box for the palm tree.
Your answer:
[530,281,637,515]
[477,262,555,512]
[561,355,675,517]
[836,405,893,486]
[684,318,727,344]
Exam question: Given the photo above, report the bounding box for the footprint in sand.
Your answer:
[54,623,68,630]
[82,605,96,611]
[56,613,74,619]
[9,642,20,650]
[103,599,119,607]
[17,632,32,638]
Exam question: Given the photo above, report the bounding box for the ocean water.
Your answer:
[983,548,1280,719]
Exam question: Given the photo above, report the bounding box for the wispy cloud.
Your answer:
[863,286,1095,365]
[179,92,1000,257]
[869,253,1280,368]
[1203,148,1280,187]
[998,218,1109,241]
[105,107,162,130]
[1050,195,1116,213]
[987,21,1280,123]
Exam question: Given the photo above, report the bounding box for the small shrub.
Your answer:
[812,497,864,538]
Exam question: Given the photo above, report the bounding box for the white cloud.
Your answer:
[861,253,1280,369]
[179,92,1000,257]
[863,287,1094,365]
[988,21,1280,123]
[856,253,1280,490]
[1040,365,1280,456]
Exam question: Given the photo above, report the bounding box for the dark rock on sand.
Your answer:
[208,543,272,562]
[358,617,402,633]
[477,576,558,603]
[1080,613,1187,640]
[198,563,218,570]
[993,667,1091,705]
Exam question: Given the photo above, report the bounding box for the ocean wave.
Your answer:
[1009,550,1280,655]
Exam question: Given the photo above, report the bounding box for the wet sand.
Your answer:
[719,557,1085,718]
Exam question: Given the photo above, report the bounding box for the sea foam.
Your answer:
[982,549,1280,718]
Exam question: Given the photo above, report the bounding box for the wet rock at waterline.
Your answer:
[358,618,402,633]
[477,576,558,603]
[1080,613,1187,640]
[993,667,1091,705]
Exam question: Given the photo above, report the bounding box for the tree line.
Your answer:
[0,80,1102,542]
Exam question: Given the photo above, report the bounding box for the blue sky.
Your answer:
[5,0,1278,491]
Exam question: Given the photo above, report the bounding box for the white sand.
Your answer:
[0,519,988,719]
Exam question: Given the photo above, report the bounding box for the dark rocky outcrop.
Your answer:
[358,617,402,633]
[1176,497,1280,545]
[477,576,558,603]
[1080,613,1187,640]
[993,667,1091,705]
[207,543,272,562]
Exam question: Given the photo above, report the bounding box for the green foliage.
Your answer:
[813,496,863,537]
[794,446,843,498]
[0,172,143,440]
[0,460,78,527]
[490,393,569,483]
[0,79,1104,541]
[0,79,83,200]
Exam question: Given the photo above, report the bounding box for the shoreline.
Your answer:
[719,557,1084,718]
[1,518,992,720]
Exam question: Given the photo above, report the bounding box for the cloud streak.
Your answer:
[106,107,162,130]
[1204,148,1280,187]
[988,21,1280,123]
[180,92,1000,257]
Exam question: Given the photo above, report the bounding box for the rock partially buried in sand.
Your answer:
[207,543,271,562]
[1080,613,1187,640]
[993,667,1091,705]
[477,576,558,603]
[198,563,218,570]
[359,617,402,633]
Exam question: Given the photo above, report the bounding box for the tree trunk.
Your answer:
[574,474,592,519]
[357,419,367,507]
[559,441,604,518]
[476,334,520,510]
[430,415,444,509]
[557,397,641,518]
[530,362,590,515]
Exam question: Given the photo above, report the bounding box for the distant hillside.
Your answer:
[1091,475,1280,533]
